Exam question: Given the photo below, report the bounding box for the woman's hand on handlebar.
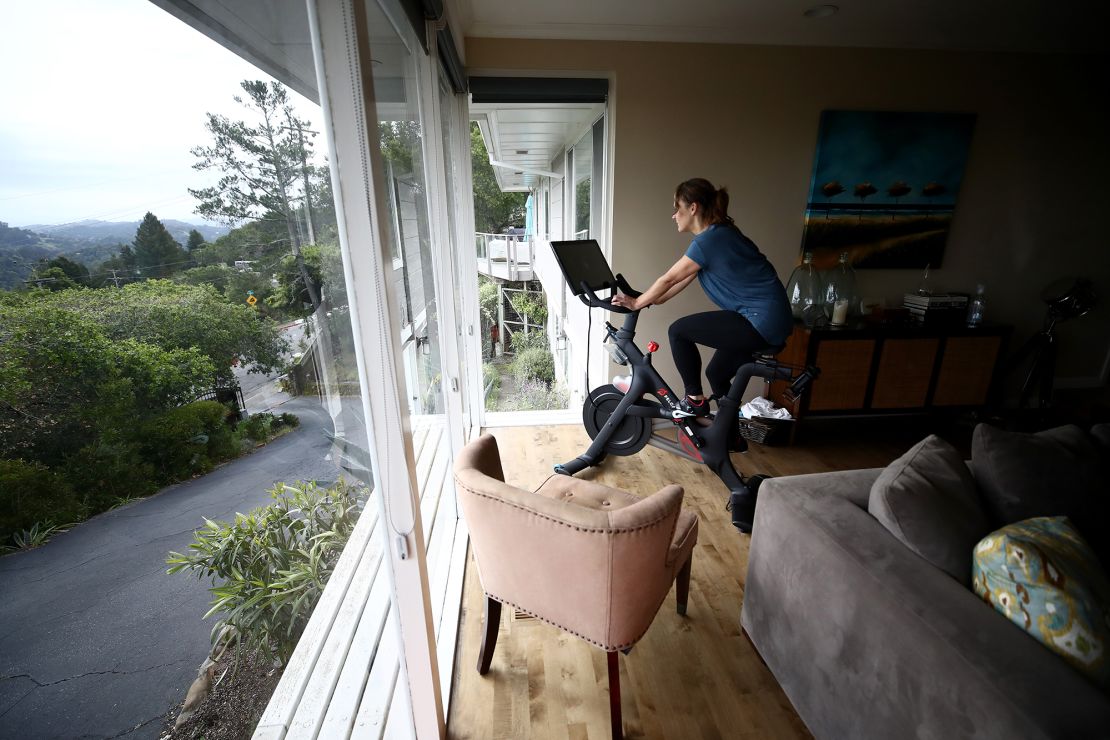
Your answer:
[610,292,640,310]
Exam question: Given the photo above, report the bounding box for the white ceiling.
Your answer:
[454,0,1109,54]
[471,103,604,192]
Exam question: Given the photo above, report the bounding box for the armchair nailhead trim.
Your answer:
[487,592,659,652]
[455,477,680,535]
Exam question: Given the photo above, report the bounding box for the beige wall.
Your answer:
[467,38,1110,394]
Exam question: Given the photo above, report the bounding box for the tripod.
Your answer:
[1009,311,1061,409]
[1006,278,1096,409]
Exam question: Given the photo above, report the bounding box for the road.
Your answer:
[0,397,339,740]
[234,319,307,415]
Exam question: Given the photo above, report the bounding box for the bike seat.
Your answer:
[752,344,785,363]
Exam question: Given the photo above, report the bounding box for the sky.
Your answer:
[0,0,323,228]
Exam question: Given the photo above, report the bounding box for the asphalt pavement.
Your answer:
[0,397,338,740]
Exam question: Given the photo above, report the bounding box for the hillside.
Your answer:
[0,219,229,289]
[24,219,227,246]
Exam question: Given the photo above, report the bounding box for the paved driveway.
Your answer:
[0,397,339,740]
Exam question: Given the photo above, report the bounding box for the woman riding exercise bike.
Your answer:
[610,178,794,417]
[550,203,818,533]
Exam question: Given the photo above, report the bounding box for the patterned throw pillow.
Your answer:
[973,517,1110,690]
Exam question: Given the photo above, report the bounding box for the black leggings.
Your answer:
[668,311,769,399]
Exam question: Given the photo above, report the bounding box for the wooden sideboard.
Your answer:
[766,321,1011,419]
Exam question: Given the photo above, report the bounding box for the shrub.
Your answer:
[482,362,502,400]
[0,459,84,545]
[166,479,363,665]
[65,442,157,514]
[500,379,570,412]
[507,329,548,354]
[279,412,300,428]
[513,347,556,385]
[138,401,231,480]
[239,412,274,442]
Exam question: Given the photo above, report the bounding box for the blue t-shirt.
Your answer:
[684,224,793,346]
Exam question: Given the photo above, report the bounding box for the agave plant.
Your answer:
[2,522,75,553]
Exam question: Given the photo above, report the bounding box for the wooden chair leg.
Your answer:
[476,596,502,675]
[607,650,623,740]
[675,556,692,615]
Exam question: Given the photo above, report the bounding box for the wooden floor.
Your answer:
[446,422,916,739]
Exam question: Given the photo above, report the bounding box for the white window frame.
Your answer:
[310,0,451,736]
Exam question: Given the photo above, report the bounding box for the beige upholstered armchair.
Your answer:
[453,434,699,739]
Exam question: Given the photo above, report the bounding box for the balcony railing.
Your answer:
[474,232,534,282]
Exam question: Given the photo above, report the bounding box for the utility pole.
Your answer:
[107,269,122,288]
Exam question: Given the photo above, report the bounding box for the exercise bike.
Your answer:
[549,239,818,534]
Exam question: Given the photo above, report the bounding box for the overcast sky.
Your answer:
[0,0,322,228]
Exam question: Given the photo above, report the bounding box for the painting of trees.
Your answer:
[800,110,976,268]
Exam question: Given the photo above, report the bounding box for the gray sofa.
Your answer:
[740,464,1110,739]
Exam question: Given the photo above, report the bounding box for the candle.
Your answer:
[832,299,850,325]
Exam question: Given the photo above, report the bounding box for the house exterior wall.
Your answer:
[466,39,1110,393]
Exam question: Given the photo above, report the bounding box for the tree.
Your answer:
[821,181,845,221]
[887,181,911,221]
[133,212,189,278]
[186,229,207,252]
[853,181,877,223]
[191,217,289,267]
[190,80,321,310]
[269,247,323,318]
[39,280,288,384]
[0,299,212,466]
[33,256,89,288]
[470,122,528,233]
[93,243,137,286]
[27,267,78,291]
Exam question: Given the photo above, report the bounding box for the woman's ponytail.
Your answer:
[713,187,734,226]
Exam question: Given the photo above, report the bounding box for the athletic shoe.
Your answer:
[679,396,712,417]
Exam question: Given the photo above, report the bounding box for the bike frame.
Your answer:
[555,308,792,496]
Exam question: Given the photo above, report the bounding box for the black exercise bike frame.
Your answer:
[554,273,811,532]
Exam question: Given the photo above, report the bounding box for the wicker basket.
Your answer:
[737,416,794,446]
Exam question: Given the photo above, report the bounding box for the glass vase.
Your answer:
[786,252,822,320]
[822,252,859,326]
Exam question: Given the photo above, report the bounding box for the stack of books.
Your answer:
[903,293,969,325]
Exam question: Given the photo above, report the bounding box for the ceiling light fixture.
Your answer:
[803,4,838,18]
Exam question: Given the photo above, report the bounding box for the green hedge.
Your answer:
[0,459,84,543]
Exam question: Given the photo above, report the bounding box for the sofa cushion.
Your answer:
[971,423,1102,524]
[971,423,1109,568]
[868,435,991,584]
[972,516,1110,691]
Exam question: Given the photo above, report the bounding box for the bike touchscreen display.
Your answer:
[550,239,616,296]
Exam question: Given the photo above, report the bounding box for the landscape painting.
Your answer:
[800,110,976,269]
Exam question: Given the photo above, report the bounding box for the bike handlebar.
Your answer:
[577,273,642,313]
